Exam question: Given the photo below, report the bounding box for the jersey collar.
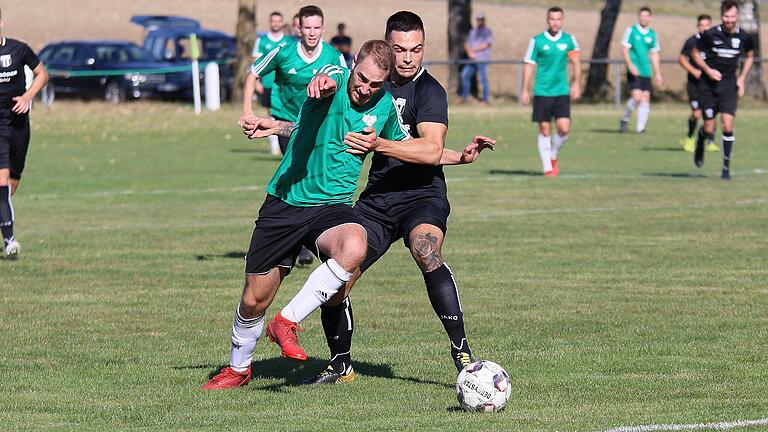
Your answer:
[635,23,650,35]
[297,40,323,64]
[267,32,285,43]
[0,37,5,47]
[544,30,563,42]
[718,24,740,35]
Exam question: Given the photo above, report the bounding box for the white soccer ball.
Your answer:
[456,360,511,412]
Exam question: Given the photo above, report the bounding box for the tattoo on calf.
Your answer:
[412,232,444,272]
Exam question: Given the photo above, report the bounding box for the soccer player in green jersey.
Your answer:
[202,40,406,390]
[620,7,663,134]
[522,7,581,177]
[252,11,290,155]
[241,5,346,155]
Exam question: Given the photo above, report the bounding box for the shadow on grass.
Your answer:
[180,357,452,391]
[196,251,246,261]
[488,169,542,177]
[642,172,707,178]
[641,146,683,152]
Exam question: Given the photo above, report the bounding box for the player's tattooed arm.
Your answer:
[242,117,295,139]
[411,232,444,273]
[275,120,295,138]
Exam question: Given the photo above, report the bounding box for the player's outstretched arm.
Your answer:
[12,64,48,115]
[242,117,294,139]
[440,135,496,166]
[239,73,261,126]
[307,73,338,99]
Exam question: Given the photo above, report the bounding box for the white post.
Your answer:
[192,60,202,114]
[204,62,221,111]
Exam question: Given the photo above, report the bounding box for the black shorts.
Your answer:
[245,195,361,275]
[355,190,450,273]
[258,87,272,109]
[273,115,290,155]
[686,79,701,110]
[532,95,570,122]
[0,114,31,180]
[699,78,738,120]
[626,73,653,93]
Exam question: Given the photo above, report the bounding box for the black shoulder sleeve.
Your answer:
[22,42,41,70]
[680,37,694,56]
[697,31,711,51]
[415,76,449,127]
[743,33,755,53]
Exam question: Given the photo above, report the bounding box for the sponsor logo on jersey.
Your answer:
[288,67,298,74]
[557,43,567,51]
[714,40,723,45]
[362,114,377,128]
[731,38,741,48]
[0,55,11,68]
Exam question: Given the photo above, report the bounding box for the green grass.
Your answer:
[1,101,766,431]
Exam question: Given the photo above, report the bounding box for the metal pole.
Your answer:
[614,60,621,109]
[516,62,523,106]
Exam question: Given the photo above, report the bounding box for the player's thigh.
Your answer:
[553,96,571,133]
[311,205,367,271]
[640,90,651,103]
[8,116,31,182]
[630,88,643,101]
[0,128,11,186]
[0,168,9,186]
[354,201,396,274]
[532,96,554,126]
[245,195,308,277]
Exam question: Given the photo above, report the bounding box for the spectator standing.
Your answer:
[331,23,354,68]
[460,13,493,104]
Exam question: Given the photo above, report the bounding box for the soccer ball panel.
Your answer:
[456,360,511,412]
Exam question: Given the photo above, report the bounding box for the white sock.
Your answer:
[537,134,552,172]
[622,99,636,122]
[268,135,280,154]
[636,102,650,132]
[280,258,352,324]
[551,134,568,160]
[229,306,265,372]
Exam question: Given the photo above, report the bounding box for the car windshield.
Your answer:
[95,45,155,63]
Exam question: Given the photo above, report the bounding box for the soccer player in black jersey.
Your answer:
[678,14,713,153]
[692,0,754,180]
[264,11,495,384]
[0,9,48,258]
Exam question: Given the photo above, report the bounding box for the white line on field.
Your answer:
[601,417,768,432]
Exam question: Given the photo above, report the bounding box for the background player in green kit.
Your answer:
[620,7,663,134]
[202,40,407,390]
[522,7,581,177]
[240,5,346,155]
[251,11,290,155]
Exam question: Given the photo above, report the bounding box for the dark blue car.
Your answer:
[39,40,189,103]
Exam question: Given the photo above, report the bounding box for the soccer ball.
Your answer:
[456,360,511,412]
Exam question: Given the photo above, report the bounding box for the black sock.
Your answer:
[687,116,697,138]
[0,186,13,246]
[423,263,470,352]
[722,131,734,170]
[321,298,353,373]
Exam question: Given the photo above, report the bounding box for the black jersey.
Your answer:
[697,25,754,81]
[680,33,703,83]
[0,38,40,115]
[363,68,449,196]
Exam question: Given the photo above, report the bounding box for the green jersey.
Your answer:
[251,41,347,122]
[251,32,290,89]
[621,24,660,78]
[266,66,409,207]
[524,31,580,97]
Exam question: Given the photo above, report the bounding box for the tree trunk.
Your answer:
[448,0,472,93]
[232,0,256,104]
[739,0,766,100]
[584,0,622,101]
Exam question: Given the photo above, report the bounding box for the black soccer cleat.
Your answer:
[619,120,629,133]
[300,364,356,385]
[694,138,706,168]
[721,166,731,180]
[452,342,475,372]
[297,246,314,267]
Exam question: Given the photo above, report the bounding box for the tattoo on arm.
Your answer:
[412,232,444,272]
[276,121,295,138]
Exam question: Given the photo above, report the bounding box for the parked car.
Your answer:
[39,40,189,103]
[131,15,237,100]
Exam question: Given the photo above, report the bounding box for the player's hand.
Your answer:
[238,111,258,128]
[307,73,337,99]
[693,69,703,80]
[707,69,722,82]
[628,65,639,77]
[655,75,664,87]
[459,135,496,164]
[11,95,32,115]
[344,126,378,155]
[521,90,531,106]
[242,116,280,139]
[737,77,746,97]
[254,80,264,96]
[570,83,582,101]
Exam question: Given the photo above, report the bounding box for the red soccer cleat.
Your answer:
[544,170,557,177]
[265,312,308,361]
[550,159,559,176]
[201,366,251,390]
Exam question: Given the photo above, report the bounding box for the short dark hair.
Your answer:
[298,5,323,26]
[356,40,396,74]
[270,12,282,19]
[548,7,564,15]
[698,14,712,22]
[639,6,652,14]
[721,0,739,15]
[385,11,425,40]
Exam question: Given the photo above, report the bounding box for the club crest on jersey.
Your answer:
[557,43,567,51]
[0,55,11,68]
[543,45,550,51]
[644,36,652,44]
[362,114,377,128]
[731,38,740,48]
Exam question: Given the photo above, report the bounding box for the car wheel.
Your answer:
[104,81,126,104]
[40,84,55,106]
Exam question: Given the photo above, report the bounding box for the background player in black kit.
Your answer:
[678,14,713,153]
[691,0,754,180]
[276,11,495,384]
[0,8,49,258]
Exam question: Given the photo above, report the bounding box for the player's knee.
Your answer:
[410,238,444,273]
[240,279,271,315]
[335,230,367,270]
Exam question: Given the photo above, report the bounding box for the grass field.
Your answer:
[1,101,766,431]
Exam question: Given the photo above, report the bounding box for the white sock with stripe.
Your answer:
[229,306,264,372]
[537,134,552,172]
[280,259,352,324]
